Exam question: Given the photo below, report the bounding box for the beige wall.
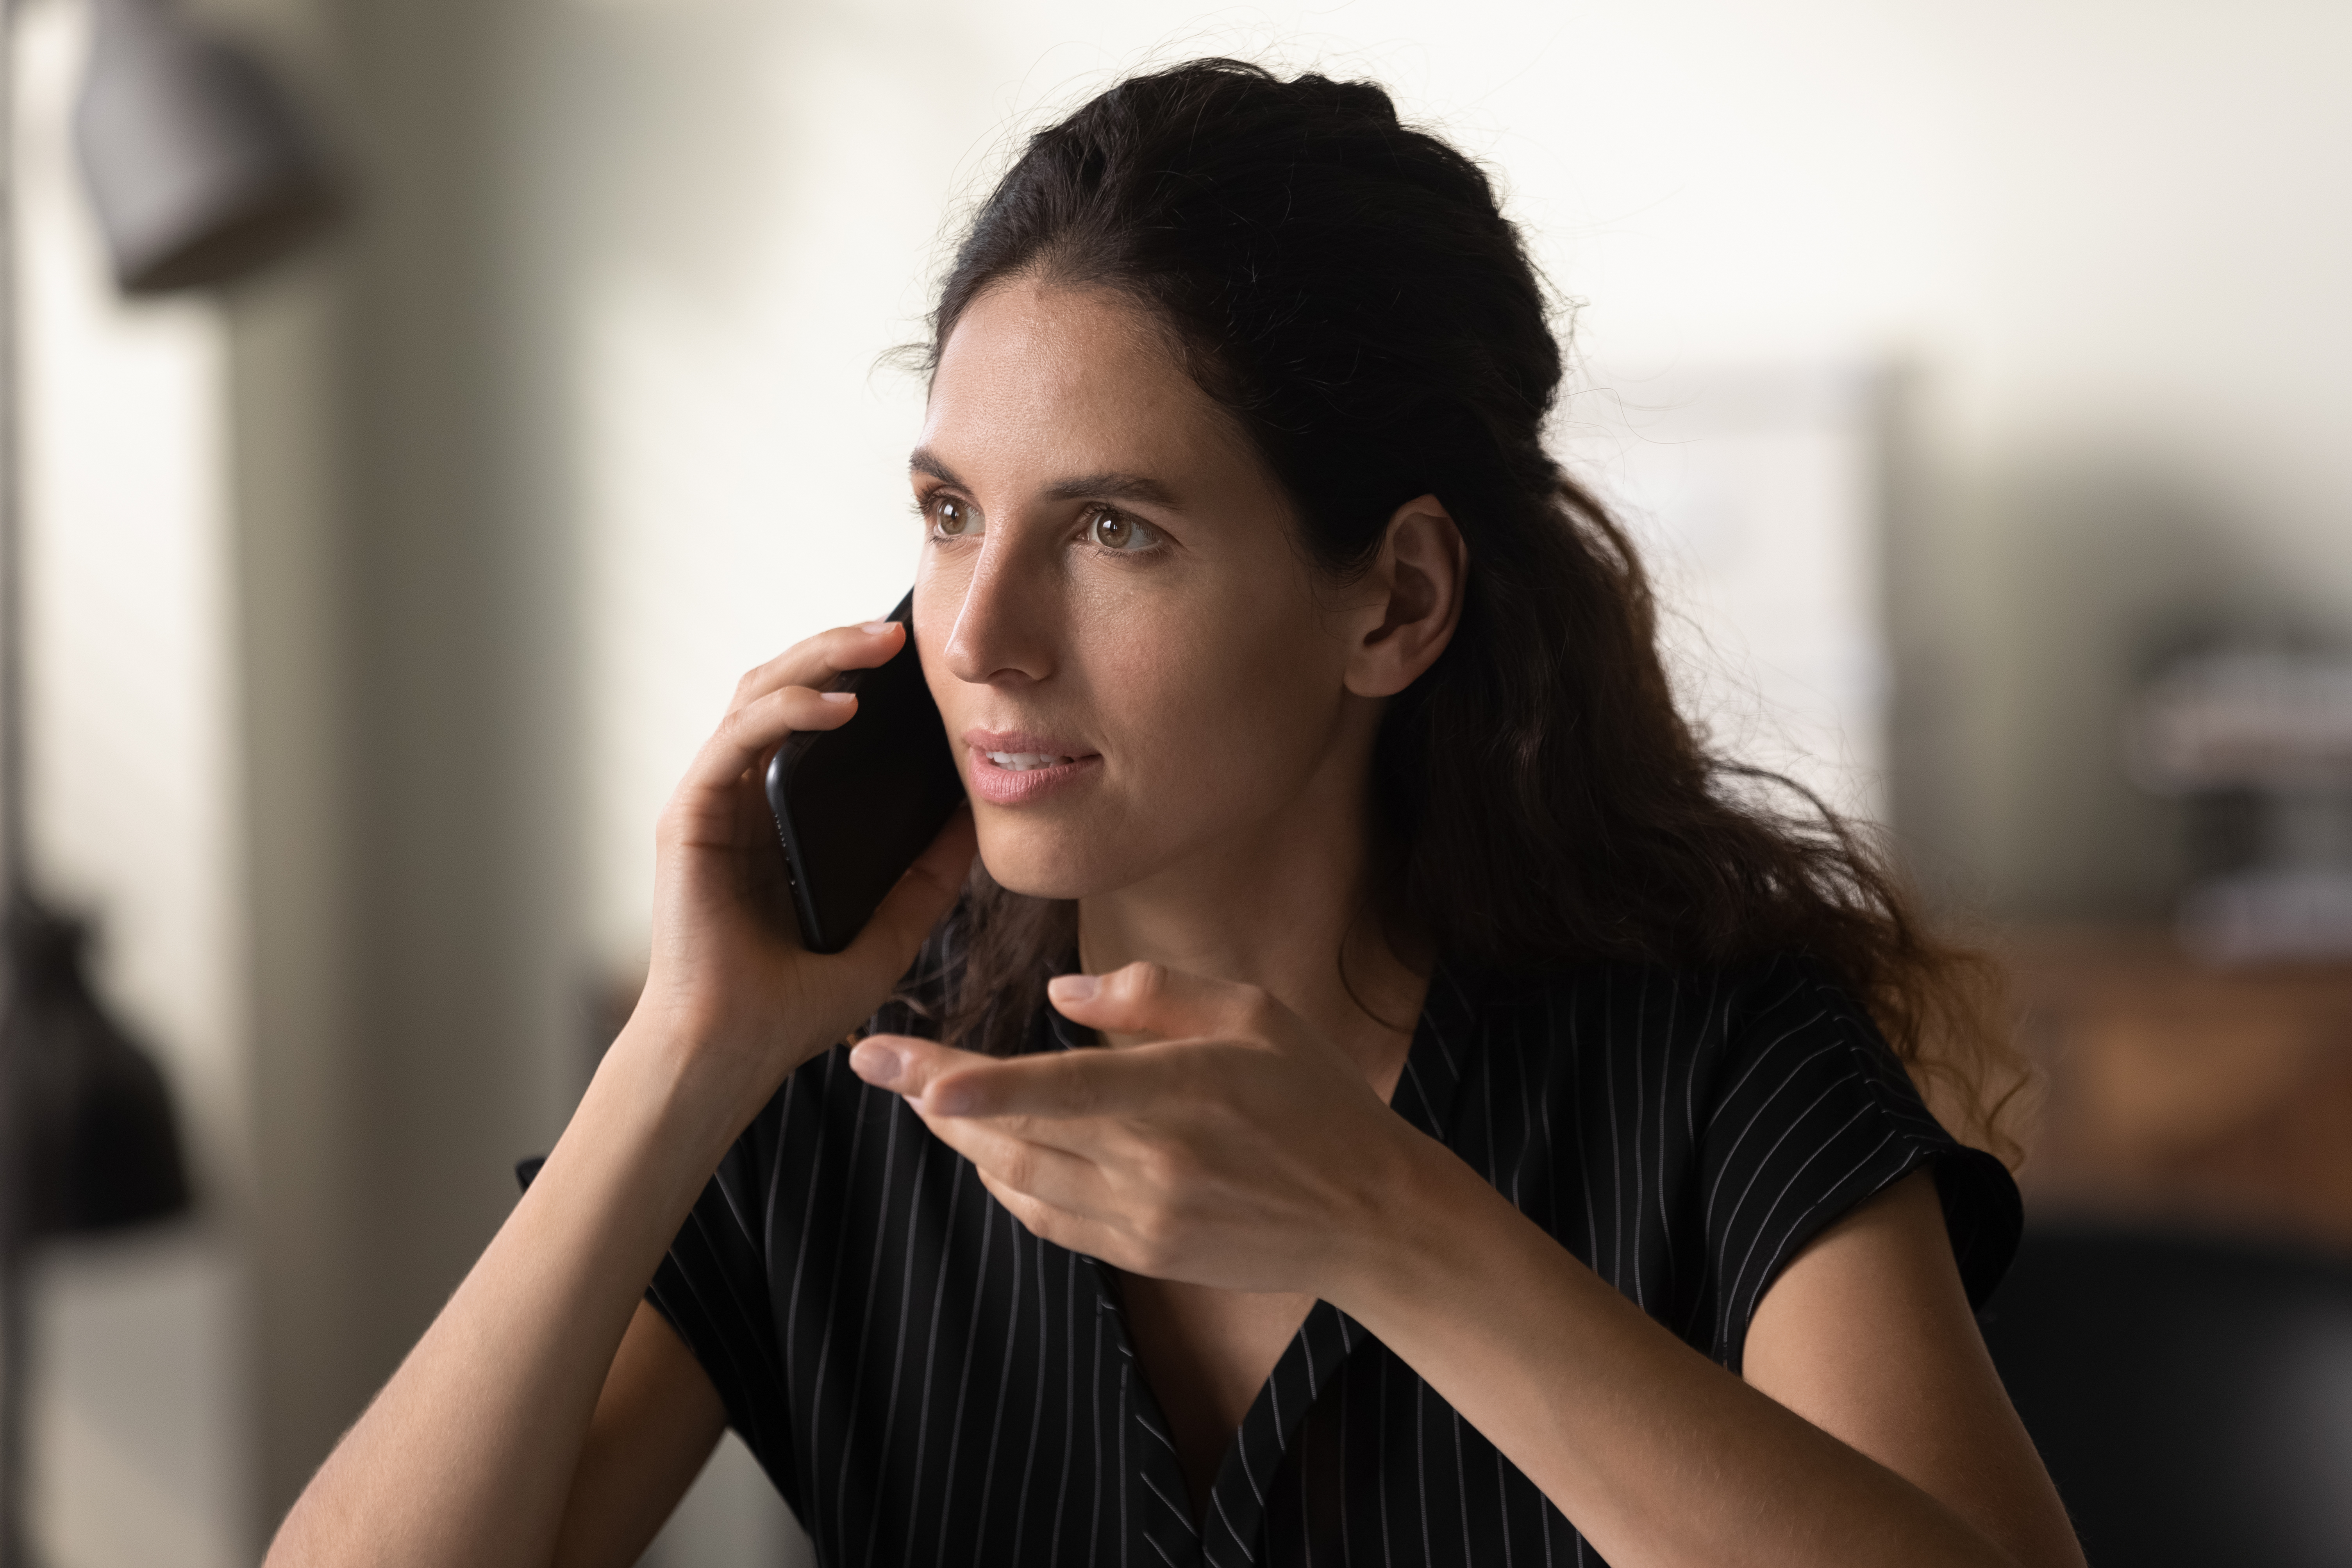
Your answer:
[514,0,2352,938]
[226,0,587,1533]
[25,0,587,1554]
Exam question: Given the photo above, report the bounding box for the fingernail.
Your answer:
[930,1080,975,1115]
[861,620,900,636]
[850,1041,904,1084]
[820,690,856,704]
[1048,973,1099,1004]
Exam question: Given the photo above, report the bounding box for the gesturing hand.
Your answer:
[849,963,1430,1298]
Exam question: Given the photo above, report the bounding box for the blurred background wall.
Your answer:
[9,0,2348,1563]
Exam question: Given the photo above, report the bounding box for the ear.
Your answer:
[1342,494,1467,699]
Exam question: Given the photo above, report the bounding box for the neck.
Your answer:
[1074,743,1428,1085]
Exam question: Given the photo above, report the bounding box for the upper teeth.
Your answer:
[988,751,1072,771]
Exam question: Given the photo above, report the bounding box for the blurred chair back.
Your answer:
[1981,1223,2352,1567]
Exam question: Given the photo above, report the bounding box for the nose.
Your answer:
[936,533,1057,688]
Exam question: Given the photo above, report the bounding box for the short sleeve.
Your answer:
[1697,959,2021,1373]
[638,943,959,1499]
[644,1092,798,1482]
[514,1089,802,1501]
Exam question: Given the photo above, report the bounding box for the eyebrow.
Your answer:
[908,447,1181,509]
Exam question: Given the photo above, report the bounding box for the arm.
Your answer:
[856,962,2082,1568]
[1743,1172,2082,1568]
[552,1305,729,1568]
[1344,1153,2082,1568]
[264,621,976,1568]
[266,1050,740,1568]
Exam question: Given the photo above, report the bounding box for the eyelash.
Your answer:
[914,493,1167,558]
[1077,505,1164,556]
[913,492,977,539]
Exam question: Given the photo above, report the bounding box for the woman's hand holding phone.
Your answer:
[627,618,976,1119]
[264,619,974,1568]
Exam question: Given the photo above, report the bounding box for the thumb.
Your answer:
[1045,960,1277,1044]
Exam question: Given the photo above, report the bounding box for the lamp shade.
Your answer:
[70,0,338,294]
[0,901,188,1236]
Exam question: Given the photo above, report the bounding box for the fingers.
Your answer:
[847,1033,991,1105]
[913,1107,1104,1218]
[673,681,859,802]
[728,619,905,715]
[1045,961,1286,1046]
[854,1032,1173,1127]
[849,1036,1116,1210]
[841,805,977,973]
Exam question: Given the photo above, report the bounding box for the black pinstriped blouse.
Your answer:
[635,915,2020,1567]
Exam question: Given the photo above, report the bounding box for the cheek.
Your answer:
[1085,588,1346,816]
[936,553,1355,898]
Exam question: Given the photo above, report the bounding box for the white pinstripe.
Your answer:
[800,1066,883,1550]
[1700,1035,1841,1239]
[1045,1251,1080,1566]
[1086,1283,1105,1566]
[1337,1354,1355,1565]
[1006,1236,1054,1561]
[1606,967,1631,1301]
[967,1208,1024,1547]
[828,1089,909,1548]
[1139,1471,1197,1537]
[1451,1405,1475,1564]
[1376,1356,1395,1568]
[1728,1126,1902,1343]
[1134,1410,1179,1455]
[1510,1002,1536,1212]
[652,934,2003,1568]
[925,1165,998,1568]
[1708,1073,1852,1264]
[895,1156,967,1568]
[1213,1486,1257,1563]
[1116,1360,1130,1568]
[855,1120,935,1566]
[1653,973,1683,1303]
[1700,1007,1831,1143]
[779,1057,832,1416]
[1414,1377,1432,1567]
[1563,993,1602,1265]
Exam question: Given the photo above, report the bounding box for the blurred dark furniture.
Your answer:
[0,4,339,1562]
[1982,1224,2352,1568]
[1993,932,2352,1565]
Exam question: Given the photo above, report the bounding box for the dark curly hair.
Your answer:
[922,59,2028,1160]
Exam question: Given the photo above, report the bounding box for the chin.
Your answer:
[973,816,1133,902]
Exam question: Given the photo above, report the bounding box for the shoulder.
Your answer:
[1476,950,1952,1170]
[1468,952,2016,1358]
[1470,951,1870,1085]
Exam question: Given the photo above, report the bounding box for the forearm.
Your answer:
[1329,1136,2020,1568]
[266,1024,754,1568]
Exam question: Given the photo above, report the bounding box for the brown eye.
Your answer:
[1086,508,1157,552]
[932,497,981,538]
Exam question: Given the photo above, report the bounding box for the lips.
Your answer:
[961,727,1100,806]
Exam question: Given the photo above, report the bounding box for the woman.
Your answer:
[271,59,2082,1568]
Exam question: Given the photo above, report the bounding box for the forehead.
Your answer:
[920,277,1246,479]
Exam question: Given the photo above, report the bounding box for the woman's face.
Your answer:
[911,277,1374,902]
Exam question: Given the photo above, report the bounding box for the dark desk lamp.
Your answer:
[0,0,339,1561]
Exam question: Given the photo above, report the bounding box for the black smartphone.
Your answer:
[764,591,967,954]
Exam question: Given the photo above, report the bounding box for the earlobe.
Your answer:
[1344,495,1467,699]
